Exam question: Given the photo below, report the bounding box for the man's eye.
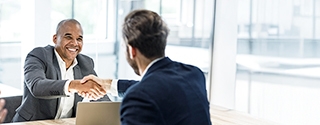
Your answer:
[77,38,83,42]
[65,36,72,39]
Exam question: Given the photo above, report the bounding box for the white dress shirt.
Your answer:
[109,57,164,96]
[54,50,78,119]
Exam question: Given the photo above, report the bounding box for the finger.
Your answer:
[80,74,96,83]
[89,89,100,99]
[0,109,7,123]
[90,93,99,100]
[91,88,104,100]
[0,99,6,123]
[92,84,106,97]
[90,95,98,101]
[78,91,85,95]
[79,92,91,99]
[0,99,5,110]
[84,81,104,96]
[80,76,91,83]
[88,93,95,100]
[77,91,85,97]
[87,76,103,85]
[84,92,91,98]
[96,85,107,96]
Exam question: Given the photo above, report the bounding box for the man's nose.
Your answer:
[71,39,79,45]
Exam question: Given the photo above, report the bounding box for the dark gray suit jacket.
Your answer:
[12,45,99,122]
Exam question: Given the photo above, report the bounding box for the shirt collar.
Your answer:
[54,49,78,70]
[140,57,165,78]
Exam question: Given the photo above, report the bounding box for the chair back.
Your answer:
[2,95,22,123]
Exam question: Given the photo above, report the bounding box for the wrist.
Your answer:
[68,80,80,92]
[103,79,112,90]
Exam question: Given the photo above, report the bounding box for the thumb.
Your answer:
[81,74,95,83]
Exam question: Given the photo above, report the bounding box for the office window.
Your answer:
[236,0,320,124]
[0,0,213,98]
[116,0,213,80]
[0,0,22,96]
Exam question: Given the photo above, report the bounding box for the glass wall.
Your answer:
[116,0,213,80]
[0,0,213,98]
[0,0,22,96]
[236,0,320,124]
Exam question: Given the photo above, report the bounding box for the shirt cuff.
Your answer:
[64,79,75,96]
[109,79,119,96]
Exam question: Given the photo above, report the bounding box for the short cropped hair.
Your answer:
[56,19,82,35]
[122,9,169,59]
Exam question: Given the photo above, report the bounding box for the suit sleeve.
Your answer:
[24,49,67,99]
[120,89,165,125]
[117,80,138,97]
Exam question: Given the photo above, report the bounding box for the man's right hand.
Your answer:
[68,80,107,100]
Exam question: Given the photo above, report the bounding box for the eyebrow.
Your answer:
[64,33,83,38]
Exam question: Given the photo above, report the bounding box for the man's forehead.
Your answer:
[58,22,83,34]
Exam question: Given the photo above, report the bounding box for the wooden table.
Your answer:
[2,105,278,125]
[210,105,278,125]
[2,118,75,125]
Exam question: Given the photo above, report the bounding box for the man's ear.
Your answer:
[128,45,136,59]
[53,34,57,44]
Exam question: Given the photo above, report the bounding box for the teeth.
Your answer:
[68,48,77,52]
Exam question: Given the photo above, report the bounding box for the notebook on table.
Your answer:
[75,101,121,125]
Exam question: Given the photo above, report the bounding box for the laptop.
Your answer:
[75,101,121,125]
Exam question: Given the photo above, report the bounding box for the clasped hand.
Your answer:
[75,75,112,100]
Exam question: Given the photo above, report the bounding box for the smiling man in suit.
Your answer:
[81,9,211,125]
[12,19,107,122]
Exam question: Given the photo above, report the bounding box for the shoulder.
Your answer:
[76,53,95,70]
[77,53,93,60]
[171,61,205,79]
[29,45,53,54]
[158,58,204,75]
[155,60,204,79]
[27,45,54,59]
[76,53,94,63]
[175,61,203,72]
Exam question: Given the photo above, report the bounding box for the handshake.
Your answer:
[68,75,111,100]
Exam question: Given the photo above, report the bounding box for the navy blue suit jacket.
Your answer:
[119,57,211,125]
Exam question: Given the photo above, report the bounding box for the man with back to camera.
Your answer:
[81,9,212,125]
[12,19,109,122]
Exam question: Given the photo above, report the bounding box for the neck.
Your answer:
[137,56,163,75]
[65,60,73,69]
[136,56,153,75]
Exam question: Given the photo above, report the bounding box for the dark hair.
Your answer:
[56,19,82,34]
[122,9,169,59]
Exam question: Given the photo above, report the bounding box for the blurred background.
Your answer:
[0,0,319,124]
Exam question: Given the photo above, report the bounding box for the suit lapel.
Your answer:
[73,65,82,79]
[72,65,84,115]
[53,55,61,80]
[51,48,62,112]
